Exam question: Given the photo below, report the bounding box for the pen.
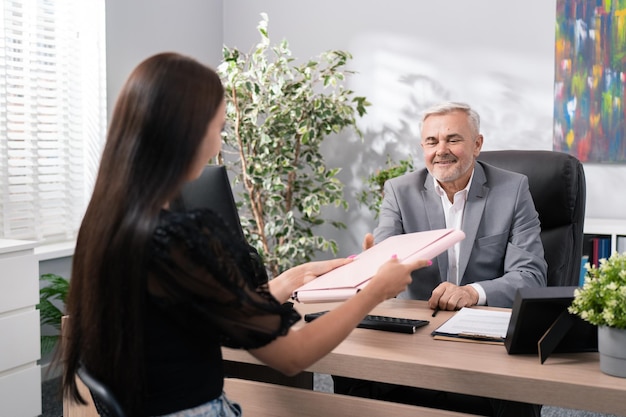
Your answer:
[458,333,505,343]
[432,306,440,317]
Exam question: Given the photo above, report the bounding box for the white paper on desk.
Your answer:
[292,228,465,303]
[433,307,512,339]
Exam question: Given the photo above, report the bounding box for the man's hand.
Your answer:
[362,233,374,251]
[428,282,479,311]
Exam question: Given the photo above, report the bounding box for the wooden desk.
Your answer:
[223,299,626,416]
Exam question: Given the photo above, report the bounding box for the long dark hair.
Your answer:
[62,52,224,415]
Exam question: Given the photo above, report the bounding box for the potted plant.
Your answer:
[38,273,69,356]
[217,13,369,277]
[569,251,626,377]
[356,155,414,219]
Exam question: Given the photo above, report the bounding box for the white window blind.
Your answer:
[0,0,106,243]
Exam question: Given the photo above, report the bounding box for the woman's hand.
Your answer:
[296,258,354,286]
[362,256,432,303]
[268,257,353,303]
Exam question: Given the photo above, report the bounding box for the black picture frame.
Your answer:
[504,286,597,358]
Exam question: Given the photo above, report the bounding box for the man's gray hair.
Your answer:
[420,102,480,135]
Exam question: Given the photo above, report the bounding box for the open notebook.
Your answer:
[292,228,465,303]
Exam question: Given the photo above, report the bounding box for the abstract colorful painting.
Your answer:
[554,0,626,163]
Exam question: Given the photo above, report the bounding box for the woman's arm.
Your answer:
[249,256,430,375]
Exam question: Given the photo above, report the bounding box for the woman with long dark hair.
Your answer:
[62,52,429,416]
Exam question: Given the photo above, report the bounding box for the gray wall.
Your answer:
[104,0,626,258]
[105,0,223,118]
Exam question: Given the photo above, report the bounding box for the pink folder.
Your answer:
[292,228,466,303]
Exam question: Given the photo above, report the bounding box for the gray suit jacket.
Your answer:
[375,161,547,307]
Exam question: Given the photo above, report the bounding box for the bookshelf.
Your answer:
[584,218,626,254]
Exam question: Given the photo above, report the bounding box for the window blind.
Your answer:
[0,0,106,243]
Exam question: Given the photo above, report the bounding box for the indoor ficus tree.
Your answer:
[217,13,369,277]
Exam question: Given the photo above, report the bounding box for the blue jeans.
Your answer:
[157,393,242,417]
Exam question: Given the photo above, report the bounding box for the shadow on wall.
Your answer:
[319,67,551,258]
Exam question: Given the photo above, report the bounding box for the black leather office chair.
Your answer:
[77,364,127,417]
[172,165,246,242]
[477,150,586,287]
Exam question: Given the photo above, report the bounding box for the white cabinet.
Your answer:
[0,239,41,417]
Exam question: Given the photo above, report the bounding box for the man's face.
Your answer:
[420,110,483,190]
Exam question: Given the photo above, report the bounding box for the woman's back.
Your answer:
[143,209,299,415]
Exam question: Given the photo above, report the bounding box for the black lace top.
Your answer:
[143,209,300,415]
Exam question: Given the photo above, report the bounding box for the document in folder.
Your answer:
[431,307,512,345]
[292,228,465,303]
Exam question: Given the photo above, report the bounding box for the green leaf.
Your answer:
[41,335,59,357]
[38,273,69,356]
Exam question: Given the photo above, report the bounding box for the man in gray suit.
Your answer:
[335,102,546,417]
[374,101,547,310]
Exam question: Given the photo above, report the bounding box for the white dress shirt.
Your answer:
[433,171,487,305]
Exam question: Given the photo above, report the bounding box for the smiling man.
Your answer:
[374,101,546,310]
[334,102,547,416]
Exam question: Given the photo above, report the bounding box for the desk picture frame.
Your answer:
[505,286,597,360]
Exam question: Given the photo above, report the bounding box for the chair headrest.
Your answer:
[477,150,585,229]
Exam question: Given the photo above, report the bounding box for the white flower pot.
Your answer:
[598,325,626,378]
